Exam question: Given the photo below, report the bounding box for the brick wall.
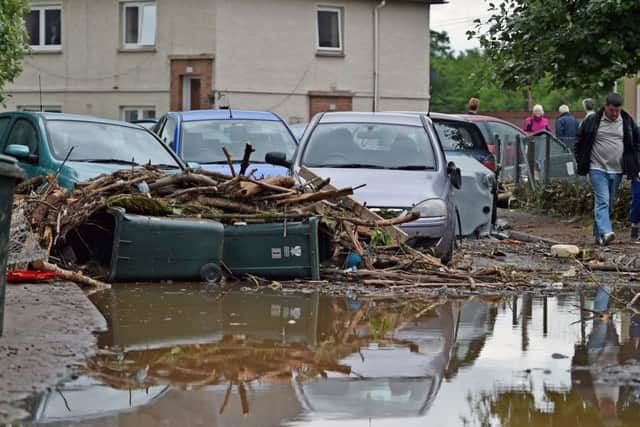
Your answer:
[309,92,353,118]
[169,57,214,111]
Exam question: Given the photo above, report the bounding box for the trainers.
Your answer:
[595,235,604,246]
[632,227,639,240]
[603,232,616,245]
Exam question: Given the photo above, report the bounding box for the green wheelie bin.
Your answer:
[0,155,25,335]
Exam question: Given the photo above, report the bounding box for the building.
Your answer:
[3,0,445,123]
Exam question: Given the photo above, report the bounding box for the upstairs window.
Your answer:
[122,106,156,122]
[317,7,342,52]
[25,6,62,50]
[122,2,156,48]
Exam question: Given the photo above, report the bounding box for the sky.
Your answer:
[430,0,493,52]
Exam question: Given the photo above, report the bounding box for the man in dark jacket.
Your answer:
[555,104,578,140]
[574,93,640,245]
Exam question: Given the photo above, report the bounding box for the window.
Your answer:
[122,2,156,48]
[317,7,342,52]
[433,121,487,151]
[18,105,62,113]
[122,107,156,122]
[158,117,177,146]
[24,6,62,50]
[6,119,39,155]
[0,118,11,139]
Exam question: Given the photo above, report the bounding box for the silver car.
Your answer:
[267,112,460,263]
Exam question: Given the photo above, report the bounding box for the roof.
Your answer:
[318,112,425,126]
[173,109,282,122]
[0,111,143,129]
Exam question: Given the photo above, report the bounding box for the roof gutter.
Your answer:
[373,0,386,112]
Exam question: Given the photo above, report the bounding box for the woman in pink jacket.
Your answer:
[522,104,551,134]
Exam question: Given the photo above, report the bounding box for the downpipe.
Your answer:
[373,0,386,112]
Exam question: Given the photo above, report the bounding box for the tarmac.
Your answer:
[0,282,106,423]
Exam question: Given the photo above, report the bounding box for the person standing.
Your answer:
[555,104,579,140]
[575,93,640,245]
[466,97,480,115]
[583,98,596,119]
[522,104,551,134]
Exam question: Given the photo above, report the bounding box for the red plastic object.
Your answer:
[6,270,61,283]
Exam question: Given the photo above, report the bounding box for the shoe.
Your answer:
[603,232,616,245]
[632,226,639,240]
[595,235,604,246]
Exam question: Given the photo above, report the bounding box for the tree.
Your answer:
[0,0,30,105]
[470,0,640,91]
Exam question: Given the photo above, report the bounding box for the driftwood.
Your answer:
[238,176,296,198]
[239,142,255,176]
[32,260,110,290]
[336,212,420,228]
[276,187,354,206]
[222,147,236,177]
[149,173,218,193]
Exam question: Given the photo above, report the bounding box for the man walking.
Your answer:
[555,104,578,140]
[575,93,640,245]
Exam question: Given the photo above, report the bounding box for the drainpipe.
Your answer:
[373,0,386,112]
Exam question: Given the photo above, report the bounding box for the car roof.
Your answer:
[0,111,143,129]
[457,114,522,129]
[318,112,425,126]
[172,109,282,122]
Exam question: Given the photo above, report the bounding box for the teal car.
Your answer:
[0,112,184,189]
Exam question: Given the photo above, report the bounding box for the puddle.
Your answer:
[19,284,640,426]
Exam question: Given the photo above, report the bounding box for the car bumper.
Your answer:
[400,216,454,258]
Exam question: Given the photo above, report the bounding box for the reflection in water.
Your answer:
[22,285,640,426]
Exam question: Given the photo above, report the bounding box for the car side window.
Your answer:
[0,117,11,141]
[486,122,523,147]
[6,119,39,155]
[160,117,176,146]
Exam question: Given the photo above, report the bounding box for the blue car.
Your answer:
[153,109,298,178]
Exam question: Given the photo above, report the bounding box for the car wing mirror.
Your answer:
[265,152,292,168]
[447,161,462,190]
[5,144,33,161]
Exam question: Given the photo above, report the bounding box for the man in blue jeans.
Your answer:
[575,93,640,245]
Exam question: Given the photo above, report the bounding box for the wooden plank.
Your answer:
[298,166,408,244]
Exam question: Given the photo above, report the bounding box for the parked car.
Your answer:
[463,115,577,182]
[266,112,460,263]
[288,122,307,141]
[131,118,159,130]
[0,112,184,189]
[429,113,496,172]
[153,109,298,178]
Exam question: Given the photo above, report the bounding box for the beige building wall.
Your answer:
[4,0,215,117]
[4,0,432,121]
[623,77,638,122]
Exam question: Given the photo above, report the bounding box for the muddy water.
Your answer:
[25,285,640,426]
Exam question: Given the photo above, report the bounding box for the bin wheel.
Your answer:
[200,263,222,284]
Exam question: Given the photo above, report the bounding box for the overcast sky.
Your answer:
[430,0,493,52]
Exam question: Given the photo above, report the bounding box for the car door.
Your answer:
[3,117,48,179]
[158,116,178,151]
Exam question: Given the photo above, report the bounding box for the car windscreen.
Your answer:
[46,120,181,167]
[180,119,297,164]
[302,123,436,170]
[432,121,487,151]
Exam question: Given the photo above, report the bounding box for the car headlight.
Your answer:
[411,199,447,218]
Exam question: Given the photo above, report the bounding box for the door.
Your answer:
[182,77,202,111]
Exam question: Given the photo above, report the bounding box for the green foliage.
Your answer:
[0,0,30,105]
[469,0,640,91]
[370,228,393,247]
[430,29,611,113]
[514,180,631,225]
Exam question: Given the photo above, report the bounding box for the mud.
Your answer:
[0,282,106,423]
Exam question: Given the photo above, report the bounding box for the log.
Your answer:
[30,188,66,226]
[239,142,255,176]
[222,147,236,177]
[275,188,354,206]
[166,186,219,200]
[149,173,218,193]
[237,176,296,198]
[31,260,111,290]
[335,212,420,228]
[195,196,257,213]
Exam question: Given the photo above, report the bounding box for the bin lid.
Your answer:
[0,154,26,181]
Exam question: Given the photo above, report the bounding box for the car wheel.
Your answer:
[440,229,455,265]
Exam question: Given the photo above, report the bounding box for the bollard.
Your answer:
[0,155,25,335]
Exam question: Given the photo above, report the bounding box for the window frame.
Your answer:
[121,1,157,49]
[18,105,62,113]
[316,6,343,53]
[121,106,156,122]
[6,118,40,157]
[25,5,63,51]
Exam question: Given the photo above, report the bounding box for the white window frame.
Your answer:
[121,106,156,122]
[121,1,157,49]
[316,6,343,52]
[26,5,63,51]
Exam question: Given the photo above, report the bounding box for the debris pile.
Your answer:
[11,149,510,289]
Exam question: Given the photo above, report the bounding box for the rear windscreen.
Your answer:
[433,121,487,151]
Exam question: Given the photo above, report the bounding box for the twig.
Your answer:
[222,147,236,177]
